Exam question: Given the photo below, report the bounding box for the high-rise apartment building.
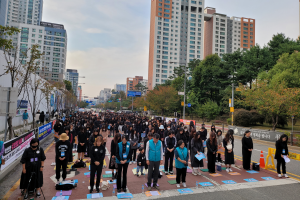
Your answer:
[148,0,205,90]
[203,7,255,58]
[126,76,143,92]
[1,0,43,26]
[66,69,79,95]
[0,0,67,82]
[114,84,126,93]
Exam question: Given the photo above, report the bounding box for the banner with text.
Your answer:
[38,122,53,141]
[1,131,35,170]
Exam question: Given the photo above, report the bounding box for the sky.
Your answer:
[42,0,299,98]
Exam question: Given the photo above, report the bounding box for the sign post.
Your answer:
[127,91,142,112]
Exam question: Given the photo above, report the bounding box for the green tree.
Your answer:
[134,83,148,94]
[64,80,72,91]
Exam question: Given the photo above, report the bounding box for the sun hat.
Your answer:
[59,133,69,140]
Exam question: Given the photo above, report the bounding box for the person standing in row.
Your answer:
[116,136,132,193]
[23,110,29,127]
[20,138,46,199]
[275,134,289,178]
[89,136,105,193]
[241,130,253,170]
[136,147,146,177]
[164,131,176,175]
[223,130,235,172]
[206,132,218,173]
[77,127,86,161]
[190,132,204,175]
[146,133,163,191]
[216,130,223,163]
[129,130,139,164]
[174,140,189,188]
[109,133,121,180]
[55,133,71,184]
[54,120,61,143]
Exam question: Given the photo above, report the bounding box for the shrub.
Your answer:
[249,110,264,125]
[234,109,252,127]
[227,118,232,125]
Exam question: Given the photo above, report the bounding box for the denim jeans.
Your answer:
[137,166,145,174]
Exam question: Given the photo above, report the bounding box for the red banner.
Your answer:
[179,119,196,126]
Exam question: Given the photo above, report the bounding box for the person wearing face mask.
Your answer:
[20,138,46,199]
[55,133,71,184]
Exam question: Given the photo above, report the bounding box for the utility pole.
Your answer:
[183,63,186,119]
[132,96,133,112]
[232,82,234,126]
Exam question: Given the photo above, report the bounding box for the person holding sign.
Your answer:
[174,140,189,188]
[190,132,204,175]
[223,130,235,173]
[115,135,132,193]
[55,133,71,184]
[89,136,106,193]
[20,138,46,199]
[275,134,289,178]
[206,132,218,173]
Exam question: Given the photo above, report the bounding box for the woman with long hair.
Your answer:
[189,128,196,152]
[109,133,121,180]
[211,125,216,133]
[206,132,218,173]
[190,132,204,175]
[223,129,235,172]
[216,130,223,163]
[275,134,289,178]
[242,130,253,170]
[89,136,105,193]
[129,129,139,164]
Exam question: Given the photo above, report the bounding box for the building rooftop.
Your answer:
[40,21,65,30]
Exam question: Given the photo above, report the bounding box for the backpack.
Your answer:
[71,160,86,168]
[55,183,76,190]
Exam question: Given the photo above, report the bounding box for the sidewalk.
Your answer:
[5,137,287,200]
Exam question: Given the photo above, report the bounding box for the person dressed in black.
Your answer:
[90,136,105,193]
[242,130,253,170]
[206,132,218,173]
[64,127,73,163]
[39,111,45,125]
[109,133,121,180]
[275,134,289,178]
[55,133,71,184]
[223,129,235,172]
[164,131,177,175]
[115,135,132,193]
[77,127,87,160]
[190,132,204,175]
[20,138,46,199]
[176,128,187,147]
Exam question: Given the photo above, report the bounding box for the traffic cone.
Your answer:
[260,151,265,169]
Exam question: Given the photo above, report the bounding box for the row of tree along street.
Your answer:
[132,33,300,131]
[0,26,77,140]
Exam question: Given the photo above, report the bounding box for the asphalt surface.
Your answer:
[157,183,300,200]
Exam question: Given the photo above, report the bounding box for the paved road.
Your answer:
[233,135,300,181]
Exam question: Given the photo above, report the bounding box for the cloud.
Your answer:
[85,28,103,34]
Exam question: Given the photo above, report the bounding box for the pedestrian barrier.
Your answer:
[265,147,300,169]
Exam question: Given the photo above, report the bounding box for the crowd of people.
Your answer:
[19,110,290,199]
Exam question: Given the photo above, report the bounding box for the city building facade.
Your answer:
[148,0,205,90]
[114,84,126,93]
[66,69,79,96]
[126,76,143,93]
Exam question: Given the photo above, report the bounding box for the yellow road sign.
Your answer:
[144,106,147,111]
[230,107,234,112]
[181,101,184,106]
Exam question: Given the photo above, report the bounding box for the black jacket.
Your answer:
[55,140,71,161]
[242,137,253,151]
[176,133,187,147]
[137,152,146,166]
[275,140,289,159]
[206,139,218,153]
[90,145,105,165]
[78,132,87,144]
[165,136,177,150]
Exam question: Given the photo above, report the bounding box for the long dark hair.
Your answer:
[114,133,121,144]
[279,134,288,143]
[209,131,217,145]
[225,129,234,142]
[190,128,196,138]
[211,125,216,133]
[194,132,201,143]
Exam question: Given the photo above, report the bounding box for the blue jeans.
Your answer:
[137,166,145,174]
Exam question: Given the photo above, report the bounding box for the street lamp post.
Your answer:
[170,62,187,119]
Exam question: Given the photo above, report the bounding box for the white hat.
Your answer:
[159,125,164,129]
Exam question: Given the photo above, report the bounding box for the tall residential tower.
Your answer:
[148,0,205,90]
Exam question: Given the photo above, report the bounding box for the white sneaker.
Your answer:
[182,182,187,188]
[197,170,202,175]
[56,180,60,185]
[129,162,132,165]
[226,168,229,173]
[229,168,233,172]
[278,174,282,178]
[165,171,169,175]
[133,161,136,164]
[176,184,180,188]
[283,174,289,178]
[192,169,197,176]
